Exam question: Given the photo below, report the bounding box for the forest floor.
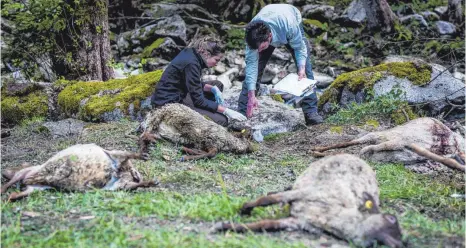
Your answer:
[1,119,464,247]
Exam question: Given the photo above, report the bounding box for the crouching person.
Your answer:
[151,36,246,126]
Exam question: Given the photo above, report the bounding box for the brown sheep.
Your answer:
[214,154,403,248]
[139,103,255,161]
[310,117,465,171]
[1,137,158,201]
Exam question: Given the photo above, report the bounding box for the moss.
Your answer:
[57,70,163,121]
[365,119,379,128]
[303,19,324,29]
[390,105,418,125]
[141,38,165,58]
[329,126,343,134]
[271,94,284,103]
[1,90,48,124]
[318,62,432,107]
[225,28,245,50]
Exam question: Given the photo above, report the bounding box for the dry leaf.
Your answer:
[128,234,144,241]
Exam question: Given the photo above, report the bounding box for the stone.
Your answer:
[435,21,456,35]
[400,14,428,27]
[420,11,440,21]
[214,62,227,74]
[223,86,306,137]
[314,72,335,89]
[340,0,366,24]
[434,6,448,16]
[41,118,87,138]
[143,58,170,72]
[302,4,335,21]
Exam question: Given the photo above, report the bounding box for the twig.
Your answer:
[407,143,465,172]
[401,108,410,122]
[181,10,245,28]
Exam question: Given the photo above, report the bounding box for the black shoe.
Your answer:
[305,112,323,126]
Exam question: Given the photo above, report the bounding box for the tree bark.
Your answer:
[75,0,115,81]
[361,0,398,32]
[448,0,464,26]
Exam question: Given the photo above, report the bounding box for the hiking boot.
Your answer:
[305,112,323,126]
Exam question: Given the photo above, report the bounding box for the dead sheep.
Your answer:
[311,117,465,172]
[1,140,158,201]
[214,154,403,248]
[139,103,256,161]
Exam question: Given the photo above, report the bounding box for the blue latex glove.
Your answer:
[211,86,224,105]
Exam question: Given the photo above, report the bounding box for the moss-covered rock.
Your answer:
[318,62,432,108]
[142,38,165,58]
[57,70,163,122]
[1,89,48,125]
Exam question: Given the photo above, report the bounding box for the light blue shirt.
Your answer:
[244,4,308,91]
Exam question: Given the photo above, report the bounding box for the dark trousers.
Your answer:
[182,80,228,127]
[238,25,318,116]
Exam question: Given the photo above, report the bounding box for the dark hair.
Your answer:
[188,35,225,57]
[245,21,270,49]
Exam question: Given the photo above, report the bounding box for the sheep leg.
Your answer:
[138,132,157,158]
[213,217,302,233]
[267,185,293,195]
[182,147,205,155]
[311,133,378,152]
[1,166,41,193]
[121,180,160,190]
[309,150,343,157]
[180,148,218,161]
[8,185,52,201]
[2,162,33,180]
[407,144,465,172]
[240,189,305,215]
[360,140,402,156]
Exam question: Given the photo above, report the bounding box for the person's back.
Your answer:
[151,48,199,107]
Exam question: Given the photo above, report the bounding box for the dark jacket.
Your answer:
[151,48,218,112]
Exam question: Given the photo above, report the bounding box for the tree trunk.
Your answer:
[361,0,398,32]
[75,0,115,81]
[448,0,464,26]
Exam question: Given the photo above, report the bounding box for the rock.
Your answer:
[144,3,215,21]
[216,68,239,90]
[214,62,227,74]
[232,80,242,87]
[339,0,366,24]
[146,37,180,61]
[223,86,306,137]
[41,118,87,138]
[126,58,141,69]
[133,47,143,53]
[114,68,128,79]
[261,66,278,83]
[117,15,187,56]
[271,48,292,64]
[434,6,448,16]
[314,72,335,89]
[400,14,428,27]
[302,5,335,21]
[143,58,170,72]
[453,71,465,81]
[319,59,465,117]
[420,11,440,21]
[435,21,456,35]
[201,74,217,82]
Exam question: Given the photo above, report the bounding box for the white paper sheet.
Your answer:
[273,73,317,96]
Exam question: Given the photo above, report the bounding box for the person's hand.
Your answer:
[246,90,258,118]
[297,65,306,80]
[223,108,247,121]
[211,86,224,105]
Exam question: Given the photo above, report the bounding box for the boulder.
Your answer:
[223,86,306,138]
[434,6,448,16]
[400,14,428,27]
[302,5,335,21]
[142,37,180,61]
[420,11,440,21]
[57,70,163,122]
[116,15,186,56]
[144,3,215,21]
[40,118,87,138]
[339,0,366,24]
[319,58,465,117]
[314,72,335,89]
[435,21,456,35]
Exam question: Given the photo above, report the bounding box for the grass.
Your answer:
[1,120,464,247]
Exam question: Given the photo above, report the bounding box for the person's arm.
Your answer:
[185,63,218,112]
[287,25,308,79]
[203,84,213,92]
[244,46,260,118]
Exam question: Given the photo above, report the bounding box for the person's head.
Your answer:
[245,21,272,52]
[188,35,225,67]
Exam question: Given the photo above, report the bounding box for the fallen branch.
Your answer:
[406,143,465,172]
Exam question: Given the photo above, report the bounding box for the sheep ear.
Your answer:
[361,192,380,214]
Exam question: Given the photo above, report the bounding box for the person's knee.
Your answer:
[216,114,228,127]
